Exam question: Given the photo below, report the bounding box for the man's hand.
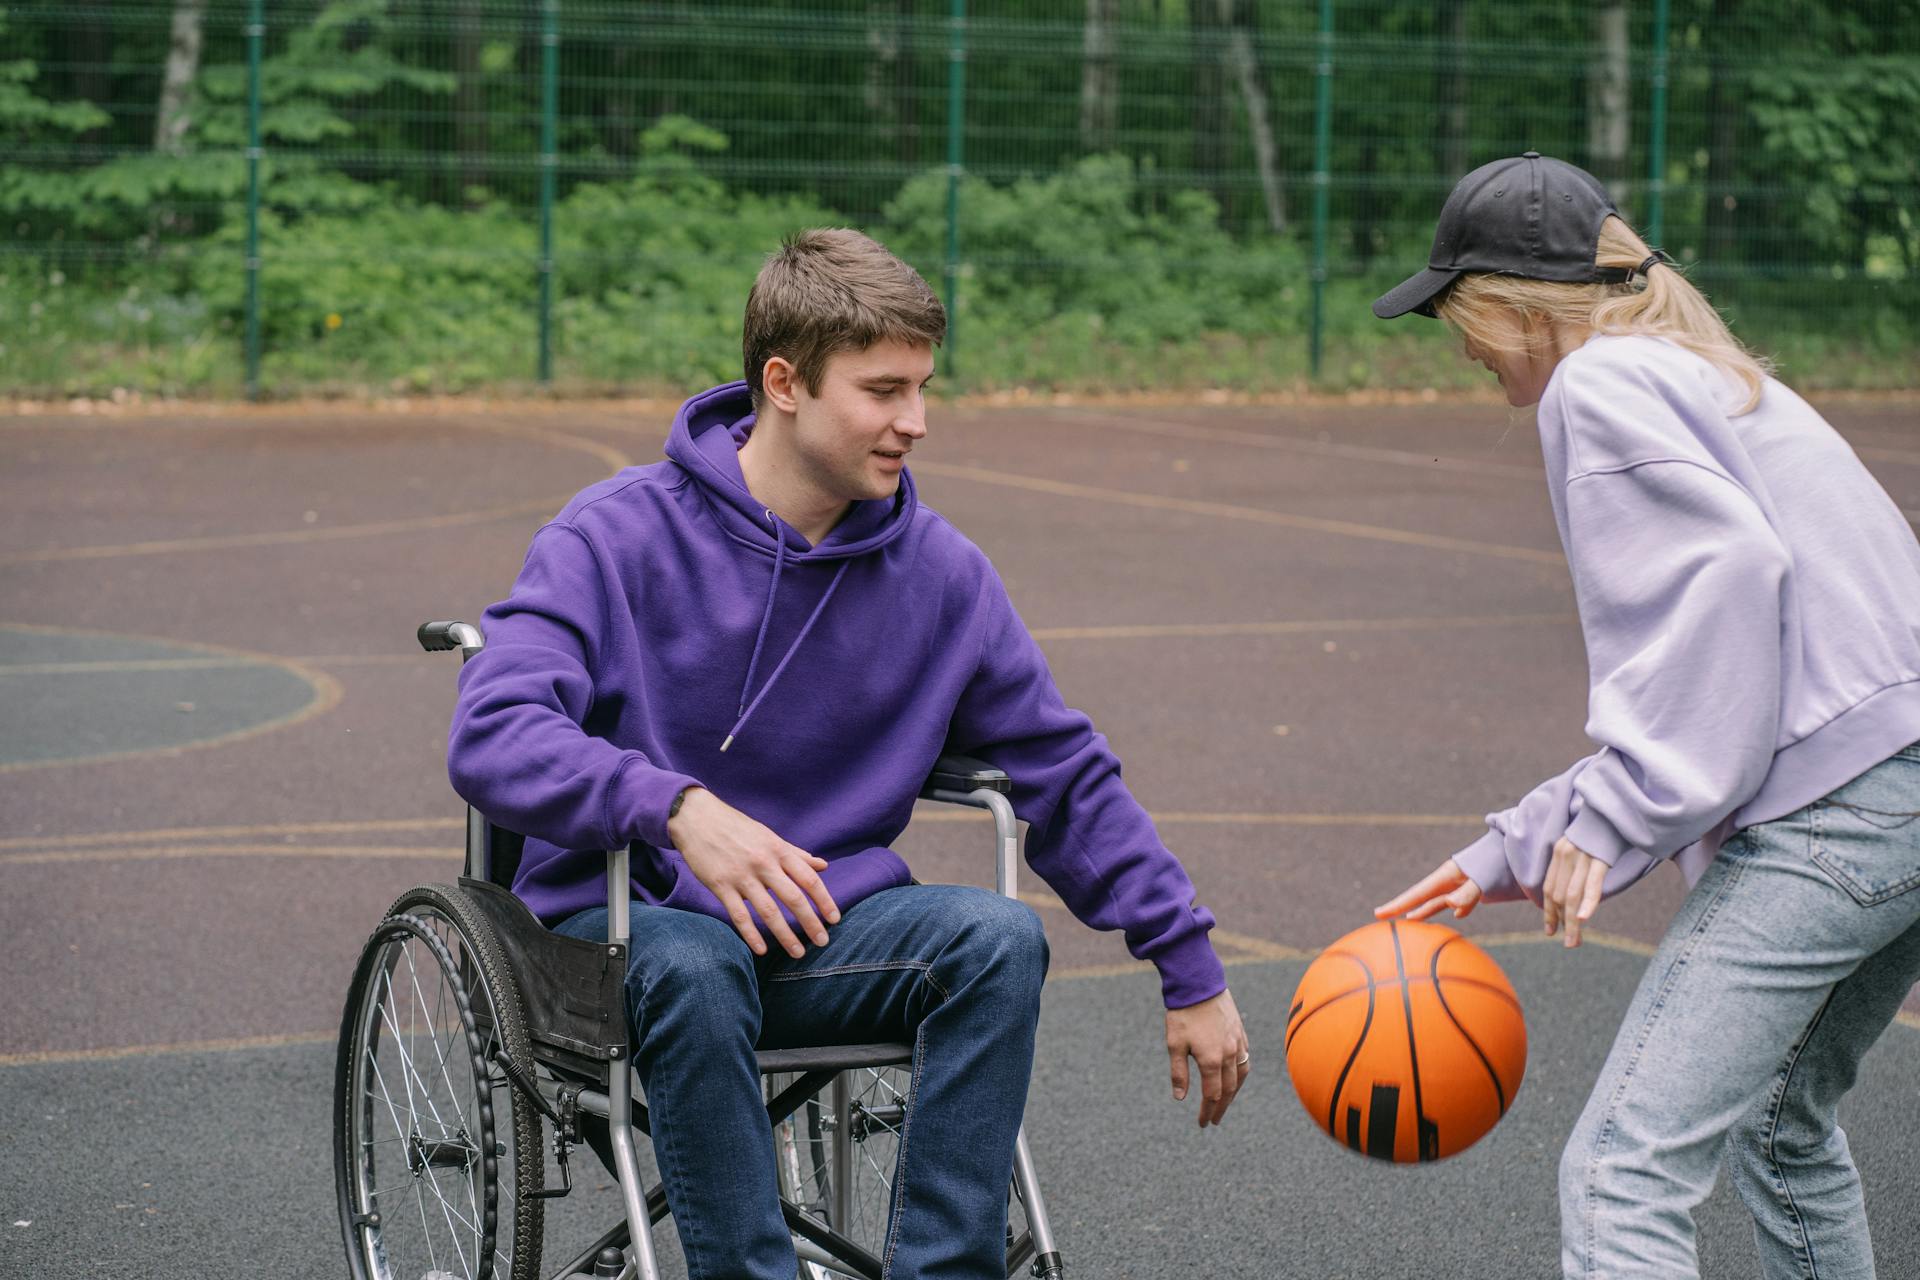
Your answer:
[1541,837,1605,947]
[1374,857,1483,922]
[1165,988,1250,1129]
[666,787,841,959]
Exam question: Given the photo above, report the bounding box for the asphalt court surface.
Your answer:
[2,394,1918,1276]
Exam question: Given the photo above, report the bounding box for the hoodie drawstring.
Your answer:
[722,512,852,752]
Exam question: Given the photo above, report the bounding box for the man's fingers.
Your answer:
[1403,896,1452,922]
[1168,1044,1190,1102]
[784,850,841,925]
[1197,1056,1225,1128]
[1449,884,1481,919]
[743,884,806,959]
[766,873,829,948]
[718,888,768,957]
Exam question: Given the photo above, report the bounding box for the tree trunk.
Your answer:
[1436,0,1469,181]
[1219,0,1284,233]
[1703,0,1742,266]
[1586,0,1631,203]
[893,0,918,168]
[1079,0,1119,152]
[154,0,206,155]
[454,0,488,206]
[1190,0,1229,217]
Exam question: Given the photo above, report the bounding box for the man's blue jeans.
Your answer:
[557,883,1049,1280]
[1561,743,1920,1279]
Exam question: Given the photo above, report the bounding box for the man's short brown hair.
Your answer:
[743,229,946,406]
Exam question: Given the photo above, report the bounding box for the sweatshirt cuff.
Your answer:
[610,757,703,851]
[1152,927,1229,1010]
[1565,806,1632,867]
[1452,829,1523,904]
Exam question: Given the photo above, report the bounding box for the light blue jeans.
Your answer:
[1562,742,1920,1279]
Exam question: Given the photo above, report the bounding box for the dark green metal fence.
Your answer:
[4,0,1916,398]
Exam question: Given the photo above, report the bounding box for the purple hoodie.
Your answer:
[449,381,1226,1008]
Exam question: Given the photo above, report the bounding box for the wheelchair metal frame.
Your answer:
[396,621,1063,1280]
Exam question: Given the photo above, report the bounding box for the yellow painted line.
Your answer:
[911,808,1481,828]
[0,657,280,675]
[4,942,1912,1068]
[0,495,568,565]
[0,623,341,774]
[1038,408,1540,479]
[912,460,1565,566]
[0,419,632,565]
[0,1031,337,1068]
[0,817,464,853]
[1,843,460,867]
[1030,612,1574,643]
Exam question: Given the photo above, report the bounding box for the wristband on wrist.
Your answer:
[668,785,691,820]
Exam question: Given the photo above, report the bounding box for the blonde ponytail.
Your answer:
[1433,215,1773,413]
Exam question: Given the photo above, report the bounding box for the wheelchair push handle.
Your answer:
[418,620,485,659]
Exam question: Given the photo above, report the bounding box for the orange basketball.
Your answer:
[1284,919,1526,1162]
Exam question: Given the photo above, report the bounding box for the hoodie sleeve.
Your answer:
[945,571,1226,1009]
[448,522,702,856]
[1455,448,1789,904]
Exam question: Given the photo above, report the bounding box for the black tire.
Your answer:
[335,883,546,1280]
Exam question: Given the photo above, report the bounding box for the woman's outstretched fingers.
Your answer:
[1566,855,1607,947]
[1376,858,1465,919]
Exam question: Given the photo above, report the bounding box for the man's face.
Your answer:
[788,339,935,504]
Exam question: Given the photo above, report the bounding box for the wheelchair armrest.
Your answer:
[419,620,485,658]
[919,753,1012,798]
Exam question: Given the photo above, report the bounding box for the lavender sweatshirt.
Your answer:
[1455,334,1920,903]
[448,382,1226,1008]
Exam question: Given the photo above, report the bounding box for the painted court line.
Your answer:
[1038,408,1541,479]
[0,812,1483,864]
[1030,612,1573,643]
[0,623,343,775]
[11,940,1905,1067]
[912,460,1565,566]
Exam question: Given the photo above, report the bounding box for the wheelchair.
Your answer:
[333,620,1067,1280]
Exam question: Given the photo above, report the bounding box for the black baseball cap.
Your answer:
[1373,151,1631,320]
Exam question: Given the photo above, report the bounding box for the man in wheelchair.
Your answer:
[447,228,1249,1278]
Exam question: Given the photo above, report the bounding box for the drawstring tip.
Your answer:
[719,735,734,753]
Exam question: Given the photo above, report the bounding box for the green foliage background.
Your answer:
[2,0,1916,397]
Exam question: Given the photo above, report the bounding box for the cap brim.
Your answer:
[1372,266,1462,319]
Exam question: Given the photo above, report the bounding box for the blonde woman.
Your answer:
[1373,153,1920,1279]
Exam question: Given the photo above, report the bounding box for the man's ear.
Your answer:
[762,357,802,415]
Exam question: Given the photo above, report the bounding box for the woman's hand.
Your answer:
[1374,857,1484,922]
[1541,837,1606,947]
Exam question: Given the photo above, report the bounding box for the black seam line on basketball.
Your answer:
[1430,936,1509,1115]
[1389,921,1436,1162]
[1287,969,1520,1054]
[1324,959,1376,1140]
[1286,984,1370,1052]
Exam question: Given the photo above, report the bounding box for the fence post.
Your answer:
[1647,0,1670,246]
[537,0,558,384]
[1309,0,1332,379]
[244,0,263,400]
[944,0,966,380]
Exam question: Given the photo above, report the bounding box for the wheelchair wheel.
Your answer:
[335,884,546,1280]
[764,1065,915,1279]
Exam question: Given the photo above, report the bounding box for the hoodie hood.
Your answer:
[664,381,918,753]
[665,380,916,560]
